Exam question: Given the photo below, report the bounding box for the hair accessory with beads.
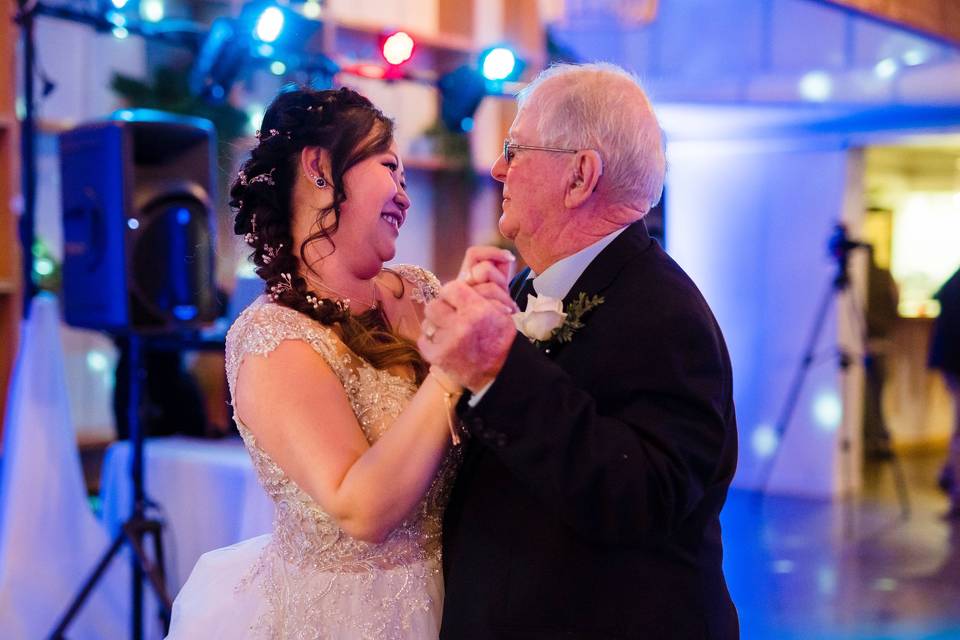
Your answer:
[239,168,276,187]
[255,128,292,142]
[244,216,258,246]
[261,242,284,265]
[249,168,276,186]
[268,273,294,301]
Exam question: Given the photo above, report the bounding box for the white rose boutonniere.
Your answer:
[513,294,567,341]
[513,292,605,347]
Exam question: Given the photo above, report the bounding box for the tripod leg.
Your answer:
[123,518,173,611]
[149,520,172,633]
[48,530,127,640]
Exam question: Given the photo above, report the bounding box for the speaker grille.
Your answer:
[130,195,217,328]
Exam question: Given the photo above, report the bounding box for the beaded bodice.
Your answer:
[225,265,454,573]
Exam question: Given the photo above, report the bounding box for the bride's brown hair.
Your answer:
[231,86,427,383]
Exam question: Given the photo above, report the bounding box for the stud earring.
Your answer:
[314,175,327,189]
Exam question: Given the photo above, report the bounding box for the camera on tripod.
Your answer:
[827,224,871,285]
[828,223,871,265]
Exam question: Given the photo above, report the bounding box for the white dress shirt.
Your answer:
[469,225,629,405]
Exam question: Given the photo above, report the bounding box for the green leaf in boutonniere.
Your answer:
[550,292,604,344]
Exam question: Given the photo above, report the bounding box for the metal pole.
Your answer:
[128,334,145,639]
[17,0,37,315]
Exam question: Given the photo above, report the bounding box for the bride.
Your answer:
[166,86,515,638]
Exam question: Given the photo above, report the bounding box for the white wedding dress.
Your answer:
[167,266,458,639]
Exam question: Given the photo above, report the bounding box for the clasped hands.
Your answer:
[418,247,520,394]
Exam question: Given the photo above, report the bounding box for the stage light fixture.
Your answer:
[439,46,524,133]
[302,0,321,19]
[190,17,249,103]
[480,46,518,81]
[110,0,130,8]
[240,2,324,61]
[254,6,285,43]
[439,64,487,133]
[140,0,164,23]
[381,31,415,66]
[106,10,126,27]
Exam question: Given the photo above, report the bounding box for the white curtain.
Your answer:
[0,294,125,639]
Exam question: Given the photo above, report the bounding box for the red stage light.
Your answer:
[381,31,415,66]
[351,63,386,79]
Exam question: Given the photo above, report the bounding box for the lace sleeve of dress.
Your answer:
[390,264,441,304]
[225,298,350,395]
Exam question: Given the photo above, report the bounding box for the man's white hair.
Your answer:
[517,62,665,213]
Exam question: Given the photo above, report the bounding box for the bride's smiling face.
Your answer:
[334,141,410,277]
[295,136,411,280]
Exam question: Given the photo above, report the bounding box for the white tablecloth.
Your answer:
[99,436,274,597]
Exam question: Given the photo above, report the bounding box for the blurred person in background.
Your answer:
[930,266,960,519]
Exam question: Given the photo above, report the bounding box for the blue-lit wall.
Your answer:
[666,137,856,496]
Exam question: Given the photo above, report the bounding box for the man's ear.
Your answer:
[300,146,332,183]
[564,150,603,208]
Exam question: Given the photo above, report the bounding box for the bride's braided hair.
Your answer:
[231,86,427,383]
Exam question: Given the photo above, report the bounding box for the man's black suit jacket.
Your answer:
[440,221,739,639]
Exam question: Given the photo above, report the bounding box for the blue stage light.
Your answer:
[140,0,164,23]
[254,6,285,43]
[480,47,517,81]
[106,10,126,27]
[439,65,487,133]
[190,17,248,103]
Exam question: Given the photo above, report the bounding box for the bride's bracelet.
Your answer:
[430,366,463,446]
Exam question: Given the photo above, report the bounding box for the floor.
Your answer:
[55,443,960,639]
[723,453,960,639]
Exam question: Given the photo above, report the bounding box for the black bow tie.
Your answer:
[515,278,537,312]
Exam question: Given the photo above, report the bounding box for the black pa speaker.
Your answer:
[59,110,219,332]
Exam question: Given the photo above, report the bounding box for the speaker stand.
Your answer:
[49,335,172,640]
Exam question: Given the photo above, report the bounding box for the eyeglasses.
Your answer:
[503,139,578,165]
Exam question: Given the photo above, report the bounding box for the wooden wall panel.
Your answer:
[820,0,960,44]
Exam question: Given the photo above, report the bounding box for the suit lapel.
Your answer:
[560,220,653,310]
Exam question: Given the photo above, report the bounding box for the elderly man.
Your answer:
[420,63,739,639]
